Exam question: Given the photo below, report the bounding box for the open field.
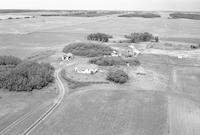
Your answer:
[0,84,57,131]
[172,67,200,96]
[1,13,200,59]
[168,95,200,135]
[31,90,168,135]
[0,13,199,60]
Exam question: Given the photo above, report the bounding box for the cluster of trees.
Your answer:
[0,56,54,91]
[190,44,200,49]
[118,13,161,18]
[0,56,22,66]
[89,56,140,66]
[63,42,114,57]
[124,32,155,43]
[87,33,113,42]
[106,68,129,84]
[169,13,200,20]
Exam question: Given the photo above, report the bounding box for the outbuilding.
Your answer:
[62,53,74,61]
[75,64,98,74]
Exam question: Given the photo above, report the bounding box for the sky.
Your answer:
[0,0,200,11]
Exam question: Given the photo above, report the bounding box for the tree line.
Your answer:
[87,33,113,42]
[89,56,140,66]
[0,56,22,66]
[124,32,156,43]
[0,56,54,91]
[63,42,114,57]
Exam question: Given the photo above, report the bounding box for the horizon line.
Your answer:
[0,9,200,12]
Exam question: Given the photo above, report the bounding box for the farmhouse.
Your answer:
[62,53,73,61]
[75,64,98,74]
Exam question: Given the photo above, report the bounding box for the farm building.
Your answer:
[75,64,98,74]
[129,45,141,57]
[62,53,74,61]
[121,48,134,57]
[111,50,120,57]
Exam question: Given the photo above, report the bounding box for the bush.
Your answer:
[106,69,128,84]
[89,57,140,66]
[0,61,54,91]
[63,42,114,57]
[190,44,200,49]
[155,36,159,42]
[125,32,154,43]
[87,33,113,42]
[0,56,22,65]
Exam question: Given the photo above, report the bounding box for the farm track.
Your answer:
[0,102,52,135]
[0,68,67,135]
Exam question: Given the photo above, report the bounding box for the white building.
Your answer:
[111,50,119,57]
[75,64,98,74]
[129,45,141,57]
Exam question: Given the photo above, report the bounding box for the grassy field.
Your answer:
[32,90,168,135]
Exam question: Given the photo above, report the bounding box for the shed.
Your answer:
[62,53,74,61]
[129,45,141,57]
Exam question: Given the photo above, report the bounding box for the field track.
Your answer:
[0,67,67,135]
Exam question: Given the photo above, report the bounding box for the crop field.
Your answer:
[32,90,168,135]
[168,95,200,135]
[172,67,200,96]
[44,15,200,38]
